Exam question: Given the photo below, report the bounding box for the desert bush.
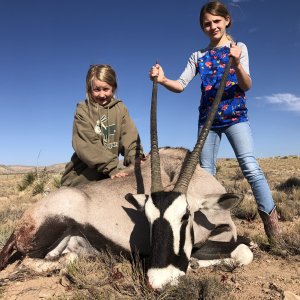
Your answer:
[164,276,233,300]
[232,196,257,220]
[281,229,300,255]
[224,179,251,198]
[17,168,57,195]
[276,177,300,192]
[18,172,37,191]
[268,225,300,257]
[231,168,244,181]
[32,181,46,196]
[276,203,295,222]
[235,179,251,195]
[273,188,300,221]
[53,175,62,189]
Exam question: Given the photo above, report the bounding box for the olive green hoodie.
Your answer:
[61,97,143,187]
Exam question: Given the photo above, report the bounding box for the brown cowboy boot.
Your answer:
[258,206,285,248]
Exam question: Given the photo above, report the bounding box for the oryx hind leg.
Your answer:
[46,234,99,261]
[22,235,98,274]
[45,234,71,260]
[62,235,99,257]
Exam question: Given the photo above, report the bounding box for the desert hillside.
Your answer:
[0,163,66,175]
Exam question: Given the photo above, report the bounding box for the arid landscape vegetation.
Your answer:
[0,155,299,299]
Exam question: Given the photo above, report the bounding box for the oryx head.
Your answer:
[144,60,233,290]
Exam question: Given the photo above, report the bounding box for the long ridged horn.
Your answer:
[173,56,233,194]
[150,74,163,193]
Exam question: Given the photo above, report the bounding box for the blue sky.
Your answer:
[1,0,300,166]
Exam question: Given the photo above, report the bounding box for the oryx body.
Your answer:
[0,148,251,287]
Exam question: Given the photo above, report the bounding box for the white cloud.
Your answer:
[257,93,300,112]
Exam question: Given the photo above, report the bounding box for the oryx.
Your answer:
[0,58,252,289]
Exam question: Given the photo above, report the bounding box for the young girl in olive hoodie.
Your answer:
[61,64,144,187]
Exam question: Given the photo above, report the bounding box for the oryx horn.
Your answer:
[150,71,163,193]
[174,56,233,194]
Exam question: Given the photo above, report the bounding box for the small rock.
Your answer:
[59,275,71,288]
[269,282,283,294]
[262,288,270,294]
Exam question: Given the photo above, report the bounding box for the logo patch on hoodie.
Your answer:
[95,114,118,149]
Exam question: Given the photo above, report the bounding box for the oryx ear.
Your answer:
[200,193,243,210]
[125,193,149,211]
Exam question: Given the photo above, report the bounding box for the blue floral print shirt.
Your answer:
[177,42,250,128]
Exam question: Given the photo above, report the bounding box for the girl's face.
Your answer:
[91,78,114,105]
[202,13,230,44]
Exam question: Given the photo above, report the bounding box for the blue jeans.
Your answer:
[199,121,275,214]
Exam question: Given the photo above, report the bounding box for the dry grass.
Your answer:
[61,250,233,300]
[0,156,299,299]
[164,275,234,300]
[283,223,300,255]
[217,156,300,220]
[217,156,300,256]
[62,251,153,299]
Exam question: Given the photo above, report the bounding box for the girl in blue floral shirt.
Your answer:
[149,1,283,247]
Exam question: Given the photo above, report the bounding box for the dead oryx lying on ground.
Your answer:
[0,147,252,287]
[0,61,252,290]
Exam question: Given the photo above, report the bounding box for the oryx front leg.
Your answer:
[190,244,253,269]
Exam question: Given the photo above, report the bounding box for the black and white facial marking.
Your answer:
[145,191,194,289]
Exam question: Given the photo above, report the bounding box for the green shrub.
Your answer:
[32,181,45,196]
[53,175,62,189]
[18,172,37,191]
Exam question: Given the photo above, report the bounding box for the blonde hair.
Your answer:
[86,64,118,100]
[199,1,234,42]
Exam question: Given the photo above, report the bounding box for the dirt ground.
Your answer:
[0,248,299,300]
[0,157,299,300]
[1,222,299,300]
